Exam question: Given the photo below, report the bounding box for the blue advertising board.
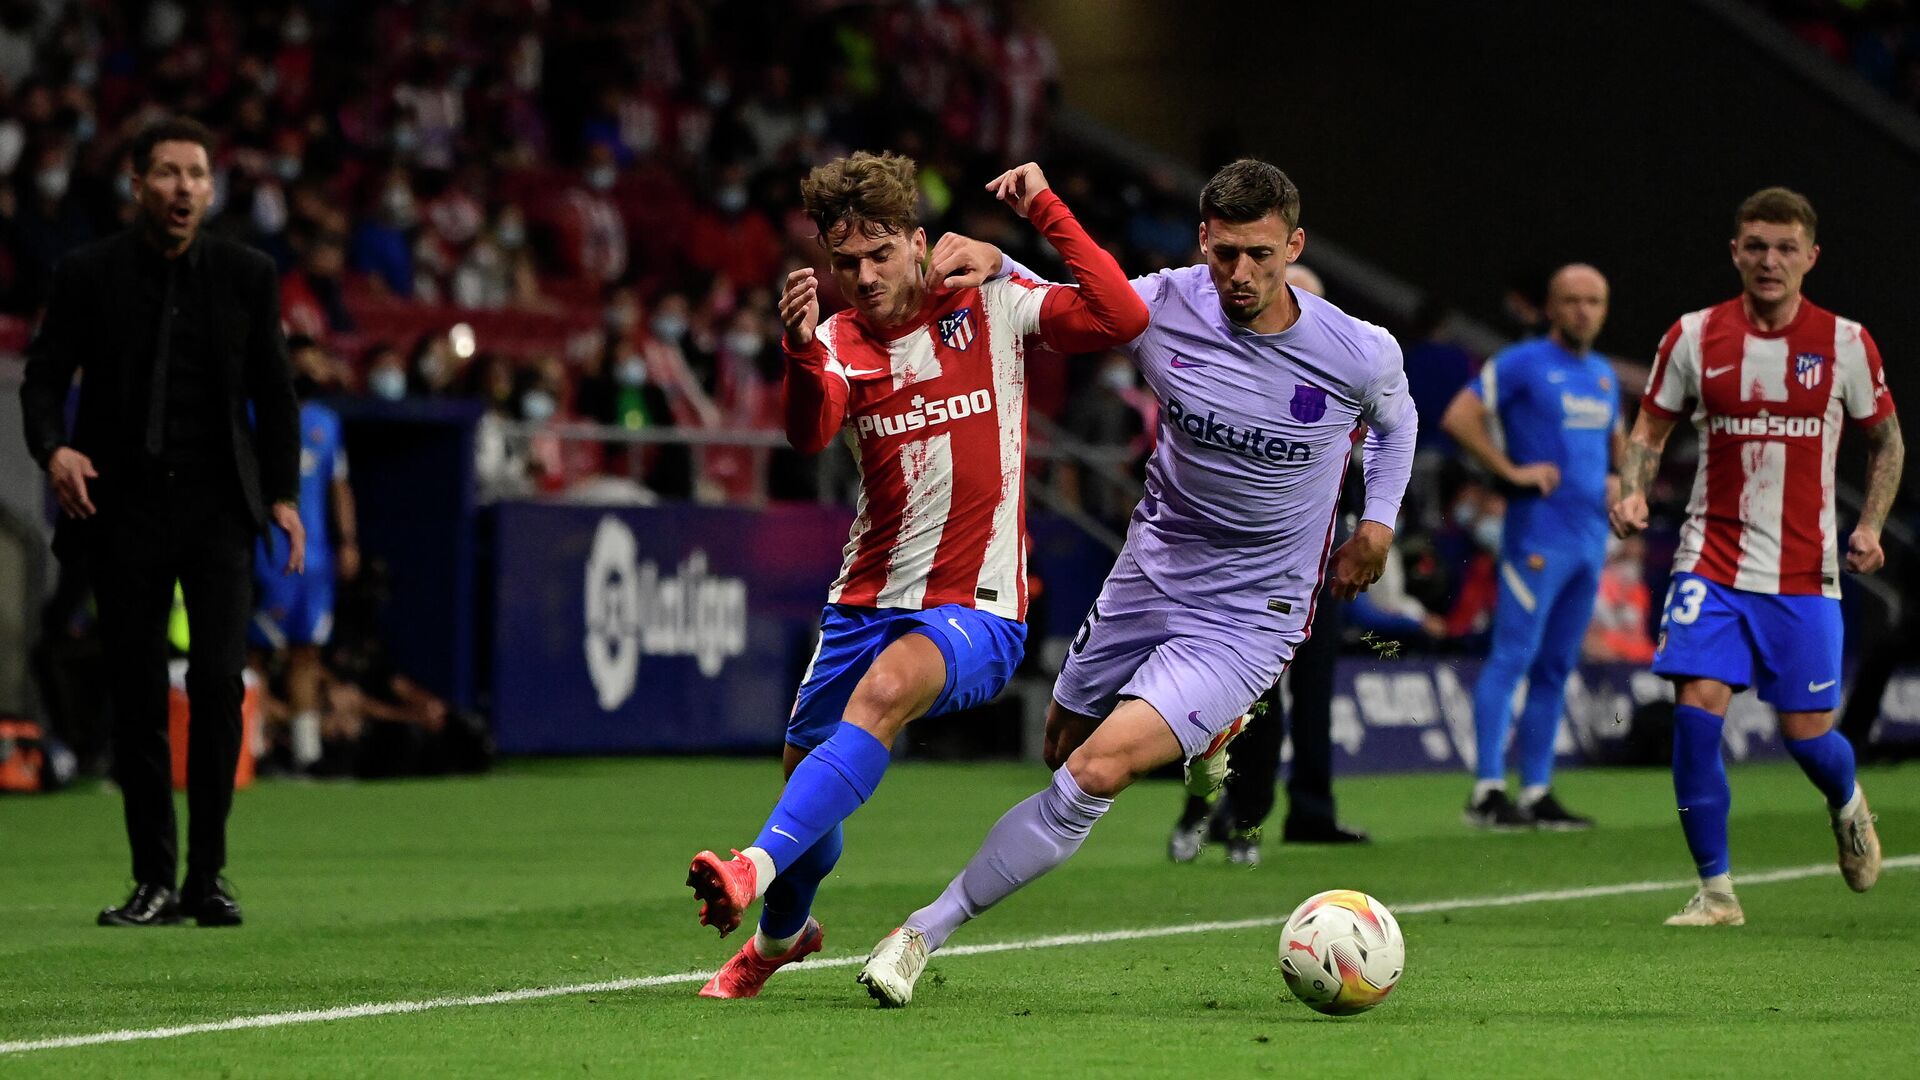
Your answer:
[483,499,1920,766]
[489,501,853,753]
[1311,659,1789,775]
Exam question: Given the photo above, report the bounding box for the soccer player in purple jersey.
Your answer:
[856,160,1418,1005]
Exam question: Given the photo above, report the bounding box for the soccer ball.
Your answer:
[1278,889,1404,1016]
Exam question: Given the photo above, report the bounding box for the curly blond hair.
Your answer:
[801,151,919,243]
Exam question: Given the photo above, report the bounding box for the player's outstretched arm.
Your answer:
[1847,414,1903,574]
[778,266,848,455]
[1609,410,1676,538]
[985,162,1149,352]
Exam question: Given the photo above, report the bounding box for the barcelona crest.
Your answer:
[1290,384,1329,423]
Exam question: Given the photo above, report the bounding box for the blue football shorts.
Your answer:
[1651,571,1843,712]
[250,551,335,649]
[787,603,1027,750]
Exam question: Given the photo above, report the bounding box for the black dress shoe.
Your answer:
[1282,817,1372,844]
[181,876,244,927]
[98,883,182,927]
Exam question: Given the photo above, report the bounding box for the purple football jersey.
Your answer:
[1112,265,1417,638]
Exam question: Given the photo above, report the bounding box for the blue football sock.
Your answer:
[1672,704,1731,878]
[752,723,890,874]
[1514,674,1567,789]
[759,824,842,941]
[1784,729,1856,808]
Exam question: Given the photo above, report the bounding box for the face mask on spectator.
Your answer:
[617,356,647,386]
[586,164,616,192]
[383,186,417,226]
[703,78,730,108]
[36,167,69,201]
[0,122,25,176]
[521,389,557,422]
[114,172,133,201]
[497,219,527,249]
[393,124,420,154]
[1473,517,1503,552]
[714,185,748,215]
[73,112,97,143]
[1100,364,1136,392]
[284,13,311,44]
[651,314,688,343]
[418,352,445,384]
[73,59,99,87]
[275,154,302,181]
[370,367,408,401]
[252,186,288,235]
[724,330,763,358]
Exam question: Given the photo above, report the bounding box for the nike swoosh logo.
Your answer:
[1188,710,1203,722]
[1704,365,1736,378]
[1169,356,1209,369]
[770,826,799,842]
[947,617,972,646]
[1808,679,1837,692]
[843,367,887,378]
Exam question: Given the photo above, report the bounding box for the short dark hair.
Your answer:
[1199,159,1300,230]
[801,151,919,243]
[1735,186,1817,244]
[130,117,215,175]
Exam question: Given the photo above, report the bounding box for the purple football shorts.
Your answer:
[1053,561,1301,758]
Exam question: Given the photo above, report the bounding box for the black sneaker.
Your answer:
[1524,791,1594,831]
[1464,789,1533,830]
[181,876,244,927]
[98,883,182,927]
[1226,828,1262,867]
[1282,816,1372,845]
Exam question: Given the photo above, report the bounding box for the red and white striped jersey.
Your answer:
[1643,297,1896,597]
[781,190,1149,622]
[818,279,1048,619]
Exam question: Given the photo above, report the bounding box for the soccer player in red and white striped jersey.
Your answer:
[1612,187,1903,927]
[686,153,1147,997]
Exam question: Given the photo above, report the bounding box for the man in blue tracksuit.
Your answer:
[1441,264,1623,829]
[251,339,358,770]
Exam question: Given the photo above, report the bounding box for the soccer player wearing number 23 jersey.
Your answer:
[1613,187,1903,927]
[684,153,1148,997]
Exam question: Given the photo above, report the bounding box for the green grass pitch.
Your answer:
[2,758,1914,1078]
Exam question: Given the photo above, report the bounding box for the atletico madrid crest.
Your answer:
[938,306,976,351]
[1794,352,1826,390]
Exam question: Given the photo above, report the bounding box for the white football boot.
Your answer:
[857,926,930,1007]
[1167,818,1209,863]
[1831,784,1882,893]
[1664,889,1745,927]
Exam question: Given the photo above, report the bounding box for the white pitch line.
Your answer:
[4,855,1913,1057]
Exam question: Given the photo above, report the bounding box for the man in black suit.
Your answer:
[20,117,304,927]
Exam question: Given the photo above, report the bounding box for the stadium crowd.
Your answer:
[1760,0,1920,115]
[5,0,1694,782]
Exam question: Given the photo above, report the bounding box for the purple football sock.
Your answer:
[904,767,1113,952]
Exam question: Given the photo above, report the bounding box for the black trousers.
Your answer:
[1183,594,1345,832]
[89,464,254,888]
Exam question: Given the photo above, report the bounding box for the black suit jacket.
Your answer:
[19,228,300,554]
